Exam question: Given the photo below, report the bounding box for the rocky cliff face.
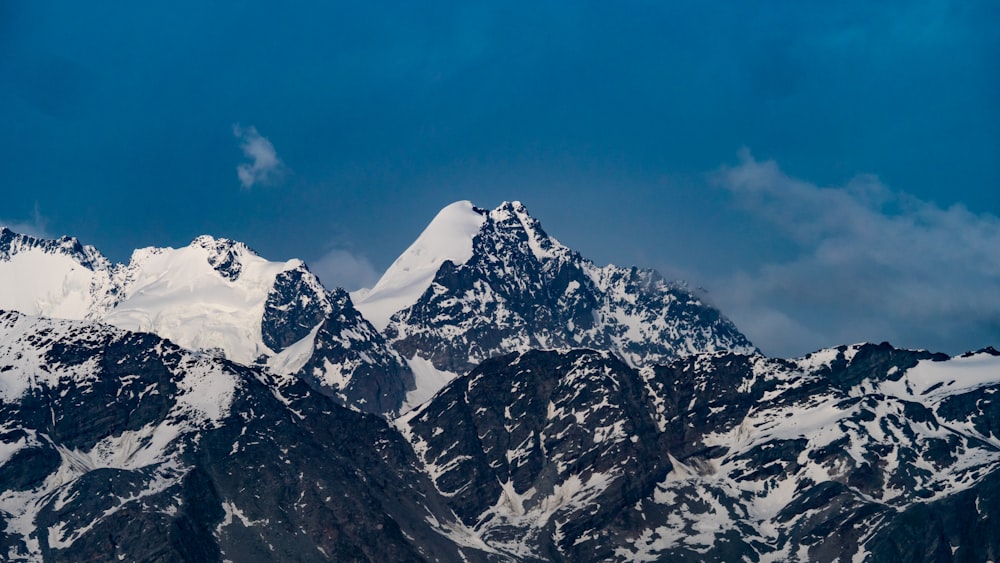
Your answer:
[2,309,999,561]
[398,349,666,560]
[292,289,414,414]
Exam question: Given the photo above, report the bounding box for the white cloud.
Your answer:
[309,248,380,292]
[0,205,52,239]
[709,150,1000,356]
[233,124,285,189]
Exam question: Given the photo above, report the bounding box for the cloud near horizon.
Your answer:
[233,125,285,189]
[309,248,380,293]
[709,150,1000,357]
[0,206,52,239]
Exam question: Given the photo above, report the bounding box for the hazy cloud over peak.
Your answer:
[310,248,380,293]
[233,125,284,189]
[0,206,52,239]
[711,151,1000,357]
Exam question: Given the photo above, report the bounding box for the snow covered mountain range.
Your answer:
[1,201,998,561]
[0,227,410,414]
[0,200,747,413]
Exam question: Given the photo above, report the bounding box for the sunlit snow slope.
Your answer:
[0,229,302,365]
[353,200,487,330]
[0,228,113,320]
[104,236,298,365]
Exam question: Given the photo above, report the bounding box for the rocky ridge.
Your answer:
[375,201,754,399]
[0,229,413,415]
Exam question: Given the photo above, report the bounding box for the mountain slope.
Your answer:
[291,288,414,414]
[399,344,1000,561]
[0,310,482,562]
[104,235,300,365]
[398,349,667,560]
[0,201,753,416]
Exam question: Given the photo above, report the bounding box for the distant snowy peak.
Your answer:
[0,228,114,320]
[382,199,754,385]
[355,200,487,329]
[0,229,283,332]
[355,200,573,331]
[105,237,304,365]
[0,227,415,414]
[190,234,260,281]
[126,235,269,284]
[109,237,413,413]
[0,227,111,271]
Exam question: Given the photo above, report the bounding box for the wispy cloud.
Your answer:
[309,248,380,293]
[233,124,285,189]
[0,205,52,239]
[709,150,1000,356]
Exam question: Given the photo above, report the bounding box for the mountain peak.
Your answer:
[0,227,415,414]
[190,234,255,252]
[189,235,259,281]
[485,200,569,262]
[376,200,754,399]
[0,228,114,319]
[354,200,488,329]
[0,227,110,272]
[355,200,577,330]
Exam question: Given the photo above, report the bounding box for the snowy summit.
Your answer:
[353,200,487,330]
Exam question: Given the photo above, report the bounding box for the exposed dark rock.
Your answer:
[0,312,482,562]
[294,289,414,415]
[261,265,330,353]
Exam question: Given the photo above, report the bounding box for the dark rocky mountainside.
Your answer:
[400,345,1000,561]
[0,311,479,562]
[2,312,999,561]
[291,288,414,414]
[398,349,667,561]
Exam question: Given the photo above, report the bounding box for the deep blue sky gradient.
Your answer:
[2,1,998,356]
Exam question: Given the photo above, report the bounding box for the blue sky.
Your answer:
[1,1,998,356]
